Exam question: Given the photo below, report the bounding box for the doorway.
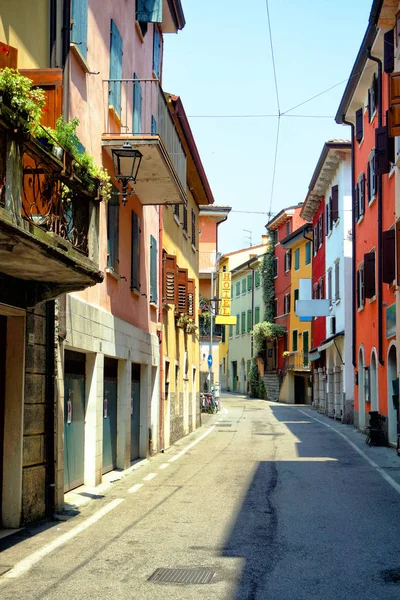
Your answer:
[103,358,118,474]
[131,363,141,462]
[370,351,378,412]
[294,375,305,404]
[387,345,398,446]
[232,361,237,392]
[64,351,86,492]
[358,348,366,430]
[0,316,6,524]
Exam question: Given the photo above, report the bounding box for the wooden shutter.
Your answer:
[133,74,142,134]
[152,26,161,78]
[368,87,372,122]
[191,209,196,247]
[247,274,252,291]
[331,185,339,223]
[355,108,363,142]
[354,183,359,221]
[375,126,390,175]
[0,41,17,69]
[107,189,119,270]
[383,229,395,283]
[136,0,162,23]
[177,267,188,313]
[389,71,400,137]
[109,20,122,114]
[241,311,245,334]
[387,110,395,163]
[384,29,395,74]
[19,69,62,129]
[319,213,323,241]
[360,174,365,216]
[335,261,340,301]
[150,235,157,303]
[163,253,176,304]
[187,278,195,317]
[183,203,188,232]
[131,211,140,290]
[397,220,400,285]
[71,0,88,60]
[364,252,376,298]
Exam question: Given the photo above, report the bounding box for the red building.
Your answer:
[336,4,397,442]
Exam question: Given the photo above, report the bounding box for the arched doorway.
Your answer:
[387,344,398,446]
[370,350,378,412]
[358,347,365,430]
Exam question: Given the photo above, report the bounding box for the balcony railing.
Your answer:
[199,316,222,339]
[103,78,186,193]
[285,351,310,371]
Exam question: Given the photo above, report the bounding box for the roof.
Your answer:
[220,241,269,258]
[166,0,186,30]
[301,141,352,221]
[265,204,303,230]
[199,205,231,213]
[335,0,383,123]
[281,223,312,248]
[231,253,265,275]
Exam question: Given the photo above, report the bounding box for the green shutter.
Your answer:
[294,288,299,303]
[133,74,142,134]
[229,325,233,338]
[236,282,240,297]
[109,20,122,114]
[292,330,298,352]
[247,309,252,332]
[255,270,261,287]
[136,0,162,23]
[71,0,88,60]
[247,274,252,291]
[295,248,300,270]
[241,311,246,334]
[107,187,119,270]
[247,359,251,374]
[305,241,311,265]
[236,314,240,335]
[231,285,233,299]
[255,306,260,324]
[242,278,246,293]
[153,26,161,78]
[150,235,157,303]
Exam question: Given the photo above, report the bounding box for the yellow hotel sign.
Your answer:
[215,272,237,325]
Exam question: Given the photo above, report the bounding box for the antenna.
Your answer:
[243,229,252,247]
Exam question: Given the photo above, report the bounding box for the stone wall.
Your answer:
[169,391,184,445]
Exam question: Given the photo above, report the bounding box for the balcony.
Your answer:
[285,351,310,371]
[0,112,102,308]
[102,79,187,205]
[199,250,217,274]
[199,315,222,341]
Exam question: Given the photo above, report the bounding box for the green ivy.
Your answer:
[261,236,275,323]
[253,321,286,356]
[248,359,266,399]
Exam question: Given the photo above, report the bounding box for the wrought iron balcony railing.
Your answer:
[285,351,310,371]
[103,78,186,193]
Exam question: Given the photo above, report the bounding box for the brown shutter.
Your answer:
[0,42,18,69]
[163,254,177,304]
[396,11,400,47]
[355,108,363,142]
[397,220,400,285]
[389,71,400,137]
[375,126,390,175]
[383,229,395,283]
[325,204,328,236]
[187,278,195,317]
[364,252,376,298]
[360,174,365,216]
[331,185,339,222]
[384,29,395,74]
[19,68,63,129]
[354,184,359,221]
[177,267,188,313]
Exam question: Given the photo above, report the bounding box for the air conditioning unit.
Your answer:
[330,316,336,335]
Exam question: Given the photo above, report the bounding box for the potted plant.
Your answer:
[0,67,45,133]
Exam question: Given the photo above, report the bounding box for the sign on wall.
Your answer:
[219,271,232,316]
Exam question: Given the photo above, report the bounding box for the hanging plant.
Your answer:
[0,68,46,133]
[261,236,276,322]
[253,321,286,356]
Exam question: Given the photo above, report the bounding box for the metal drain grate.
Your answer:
[217,423,231,427]
[148,567,215,584]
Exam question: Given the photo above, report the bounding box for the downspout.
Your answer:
[50,0,57,67]
[62,0,71,118]
[367,49,383,365]
[158,206,164,451]
[45,300,56,518]
[342,116,356,367]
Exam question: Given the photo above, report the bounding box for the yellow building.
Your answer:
[161,95,214,448]
[279,224,313,404]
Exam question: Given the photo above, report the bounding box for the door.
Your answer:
[303,332,309,367]
[232,361,237,392]
[0,316,6,522]
[294,375,305,404]
[64,351,86,492]
[131,363,140,462]
[103,358,118,474]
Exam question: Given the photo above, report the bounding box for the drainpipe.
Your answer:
[62,0,71,118]
[50,0,57,67]
[342,117,356,367]
[158,206,164,451]
[45,300,56,518]
[367,50,383,365]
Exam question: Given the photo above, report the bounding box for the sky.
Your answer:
[162,0,372,255]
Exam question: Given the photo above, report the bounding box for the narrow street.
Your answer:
[2,394,400,599]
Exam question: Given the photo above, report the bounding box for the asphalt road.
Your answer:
[2,395,400,599]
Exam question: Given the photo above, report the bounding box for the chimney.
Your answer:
[262,234,269,245]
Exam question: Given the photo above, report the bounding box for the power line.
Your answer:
[185,113,335,119]
[268,118,281,217]
[266,0,280,116]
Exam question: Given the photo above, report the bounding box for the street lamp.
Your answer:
[111,143,142,205]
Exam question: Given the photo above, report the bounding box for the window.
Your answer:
[330,316,336,335]
[191,209,196,247]
[136,0,162,23]
[255,306,260,324]
[174,204,180,221]
[242,278,246,294]
[355,173,365,221]
[163,254,176,304]
[294,288,299,309]
[313,283,318,299]
[109,20,122,115]
[183,203,188,232]
[318,278,324,299]
[273,257,278,278]
[71,0,88,60]
[274,298,278,318]
[286,221,291,236]
[255,269,261,287]
[383,229,395,283]
[384,29,394,74]
[150,235,157,303]
[247,274,252,291]
[236,314,240,336]
[229,324,233,338]
[131,211,140,291]
[223,357,226,374]
[368,153,376,203]
[236,281,240,297]
[292,330,298,352]
[247,309,252,332]
[284,250,292,272]
[153,26,162,78]
[305,241,311,265]
[364,251,376,298]
[319,213,323,244]
[107,188,119,271]
[331,185,339,223]
[328,268,332,306]
[284,293,291,314]
[241,311,246,334]
[357,265,365,308]
[133,73,142,134]
[221,326,226,343]
[355,107,363,143]
[313,222,319,253]
[368,73,378,121]
[294,248,300,270]
[334,260,340,301]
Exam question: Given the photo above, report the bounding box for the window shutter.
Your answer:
[107,189,119,270]
[247,274,252,291]
[152,26,161,78]
[133,74,143,134]
[331,185,339,223]
[136,0,162,23]
[109,20,122,114]
[397,220,400,285]
[387,110,395,163]
[364,252,376,298]
[19,69,63,129]
[247,309,252,332]
[397,11,400,47]
[187,278,195,317]
[325,204,329,236]
[163,253,177,304]
[71,0,88,60]
[328,197,333,231]
[335,261,340,301]
[183,203,188,232]
[255,270,260,287]
[150,235,157,303]
[354,183,359,221]
[384,29,395,74]
[355,108,363,142]
[174,204,180,219]
[305,241,311,265]
[373,74,378,114]
[382,229,395,283]
[255,306,260,324]
[389,71,400,137]
[360,174,365,216]
[292,331,298,352]
[131,211,140,290]
[375,126,390,175]
[328,269,332,304]
[177,268,188,313]
[368,87,372,122]
[191,209,196,247]
[241,311,246,334]
[319,213,323,241]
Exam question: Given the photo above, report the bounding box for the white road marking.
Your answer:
[169,426,216,463]
[298,409,400,496]
[128,483,144,493]
[159,463,170,470]
[143,473,157,481]
[1,498,124,581]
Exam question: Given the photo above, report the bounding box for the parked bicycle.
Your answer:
[201,392,219,414]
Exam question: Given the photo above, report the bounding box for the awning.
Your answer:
[309,351,321,362]
[318,331,344,354]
